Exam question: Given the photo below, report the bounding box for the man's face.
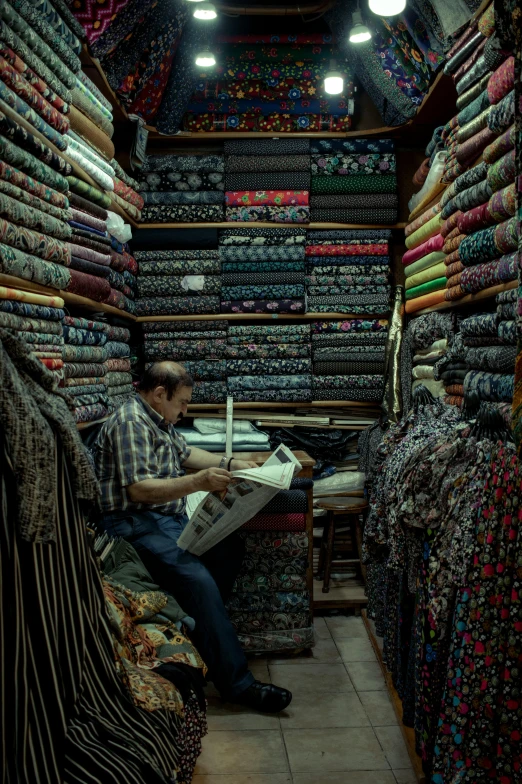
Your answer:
[158,384,193,424]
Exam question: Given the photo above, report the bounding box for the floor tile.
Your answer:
[335,637,378,662]
[325,615,368,639]
[358,690,398,726]
[345,660,386,691]
[247,658,271,682]
[279,690,370,729]
[283,727,390,772]
[293,772,396,784]
[269,636,341,665]
[206,697,280,731]
[194,731,288,775]
[192,775,291,783]
[393,767,418,784]
[269,663,354,695]
[313,616,332,640]
[375,726,413,769]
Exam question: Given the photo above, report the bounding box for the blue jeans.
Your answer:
[101,509,255,699]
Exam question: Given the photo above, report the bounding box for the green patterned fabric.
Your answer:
[0,134,68,191]
[0,177,69,221]
[4,0,80,74]
[0,241,70,287]
[0,81,67,151]
[0,308,62,333]
[0,190,71,239]
[311,175,397,195]
[66,175,112,208]
[0,216,70,264]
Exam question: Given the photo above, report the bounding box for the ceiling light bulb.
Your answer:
[349,10,372,43]
[369,0,406,16]
[195,50,216,67]
[324,70,344,95]
[185,0,205,3]
[193,2,217,19]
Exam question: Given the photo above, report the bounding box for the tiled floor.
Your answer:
[193,615,417,784]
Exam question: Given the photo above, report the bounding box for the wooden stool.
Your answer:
[315,496,368,593]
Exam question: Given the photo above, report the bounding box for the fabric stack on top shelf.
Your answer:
[224,139,311,224]
[219,226,306,314]
[61,314,109,424]
[0,283,65,376]
[441,5,513,185]
[226,324,312,403]
[135,249,221,318]
[101,322,133,413]
[142,320,228,404]
[309,138,398,224]
[177,418,271,453]
[311,318,388,403]
[305,229,391,315]
[228,479,313,653]
[137,154,225,225]
[184,33,353,133]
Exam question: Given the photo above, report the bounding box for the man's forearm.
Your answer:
[126,474,199,505]
[182,446,226,471]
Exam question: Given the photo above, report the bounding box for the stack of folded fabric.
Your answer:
[102,322,133,413]
[411,337,448,400]
[137,155,225,224]
[461,305,516,404]
[0,283,65,376]
[309,138,398,224]
[226,358,312,404]
[106,235,138,315]
[224,139,310,224]
[228,482,313,653]
[142,320,228,404]
[111,158,143,220]
[177,419,270,452]
[310,318,388,403]
[135,249,221,317]
[403,215,446,313]
[61,315,109,423]
[412,126,444,190]
[403,312,456,407]
[226,323,311,361]
[219,239,305,315]
[305,229,391,315]
[184,34,353,134]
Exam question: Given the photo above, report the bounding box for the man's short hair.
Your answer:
[138,362,193,400]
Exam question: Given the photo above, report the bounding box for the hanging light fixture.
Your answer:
[193,2,217,19]
[324,60,344,95]
[368,0,406,16]
[195,50,216,67]
[349,9,372,43]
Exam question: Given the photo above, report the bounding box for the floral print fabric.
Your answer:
[140,204,223,224]
[225,205,310,224]
[221,299,305,314]
[219,227,305,245]
[311,153,396,176]
[225,191,308,207]
[311,174,397,195]
[136,296,220,317]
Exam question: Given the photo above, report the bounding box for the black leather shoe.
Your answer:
[233,680,292,713]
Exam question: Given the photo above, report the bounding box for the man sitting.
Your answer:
[94,360,292,713]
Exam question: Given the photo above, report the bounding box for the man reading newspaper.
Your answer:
[95,361,292,713]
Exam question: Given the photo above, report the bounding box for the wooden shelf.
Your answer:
[135,222,407,231]
[77,416,109,430]
[188,401,378,410]
[138,312,388,322]
[410,280,518,316]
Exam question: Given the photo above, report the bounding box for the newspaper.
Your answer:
[178,444,302,555]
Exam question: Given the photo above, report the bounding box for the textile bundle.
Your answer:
[309,138,398,224]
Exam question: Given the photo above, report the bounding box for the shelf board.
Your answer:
[188,401,378,409]
[135,222,407,230]
[77,416,109,430]
[410,280,518,316]
[0,273,61,298]
[138,312,388,322]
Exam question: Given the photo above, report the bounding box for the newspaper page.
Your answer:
[177,444,302,555]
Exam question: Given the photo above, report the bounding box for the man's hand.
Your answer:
[231,459,259,470]
[193,467,232,492]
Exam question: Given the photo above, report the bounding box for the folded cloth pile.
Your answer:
[219,234,305,314]
[0,283,65,377]
[100,321,133,413]
[460,294,517,404]
[311,318,387,402]
[226,323,311,361]
[309,138,398,224]
[305,229,391,315]
[224,138,311,224]
[403,218,447,313]
[229,481,312,653]
[135,248,221,317]
[226,357,312,403]
[142,319,228,403]
[177,419,270,452]
[184,35,353,135]
[60,314,109,424]
[68,69,115,162]
[137,155,225,224]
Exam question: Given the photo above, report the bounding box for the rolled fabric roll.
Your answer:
[405,261,447,289]
[404,202,441,238]
[404,290,446,313]
[404,251,446,278]
[457,202,495,234]
[403,233,444,266]
[66,267,111,301]
[483,124,515,164]
[404,214,443,250]
[444,30,484,75]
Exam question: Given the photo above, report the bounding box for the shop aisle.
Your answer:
[193,615,415,783]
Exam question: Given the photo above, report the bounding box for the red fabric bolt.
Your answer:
[487,56,515,105]
[66,268,111,301]
[306,244,388,257]
[458,202,496,234]
[402,233,444,266]
[456,127,498,166]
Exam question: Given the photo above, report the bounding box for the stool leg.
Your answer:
[322,511,335,593]
[316,514,329,578]
[354,514,367,584]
